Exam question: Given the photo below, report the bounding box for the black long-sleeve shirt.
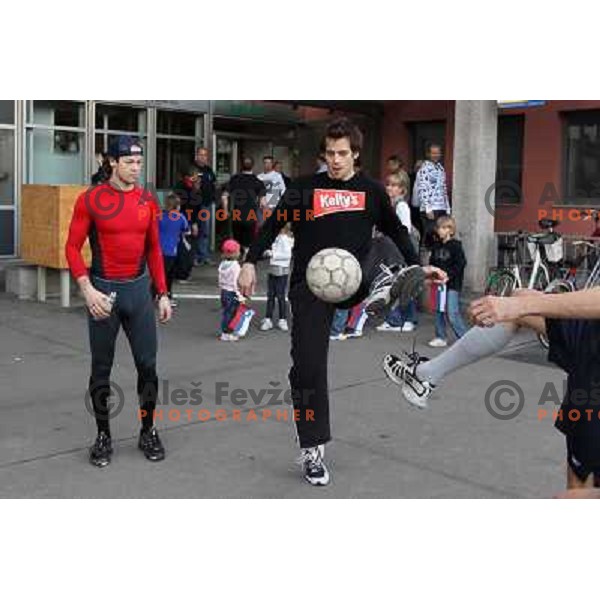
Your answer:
[430,239,467,291]
[246,172,419,285]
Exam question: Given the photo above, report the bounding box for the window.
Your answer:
[155,110,202,190]
[0,101,15,255]
[95,104,148,184]
[216,138,235,185]
[29,101,84,127]
[0,210,15,255]
[25,101,86,185]
[158,111,197,136]
[0,130,15,206]
[496,115,524,204]
[0,101,15,124]
[564,111,600,205]
[156,138,196,190]
[95,104,146,132]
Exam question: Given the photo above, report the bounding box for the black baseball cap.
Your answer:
[108,135,144,159]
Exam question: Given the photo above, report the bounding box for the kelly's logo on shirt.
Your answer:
[312,189,366,218]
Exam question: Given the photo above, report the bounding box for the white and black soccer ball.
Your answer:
[306,248,362,303]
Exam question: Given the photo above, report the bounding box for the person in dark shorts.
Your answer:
[238,118,447,487]
[546,317,600,488]
[382,286,600,494]
[66,135,172,468]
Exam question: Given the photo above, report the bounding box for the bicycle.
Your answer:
[485,218,564,349]
[485,218,563,297]
[546,210,600,294]
[536,210,600,349]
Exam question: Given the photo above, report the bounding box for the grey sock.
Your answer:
[416,324,517,386]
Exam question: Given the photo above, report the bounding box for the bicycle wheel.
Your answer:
[544,279,576,294]
[538,279,573,350]
[532,267,551,292]
[485,271,517,296]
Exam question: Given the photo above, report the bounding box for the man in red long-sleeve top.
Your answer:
[66,135,171,467]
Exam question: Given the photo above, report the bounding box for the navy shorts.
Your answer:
[546,317,600,481]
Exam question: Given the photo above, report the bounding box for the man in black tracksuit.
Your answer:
[239,118,447,486]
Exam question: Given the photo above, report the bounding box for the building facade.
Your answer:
[2,100,600,291]
[0,100,382,259]
[381,100,600,236]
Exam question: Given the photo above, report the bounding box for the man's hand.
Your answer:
[238,263,257,297]
[157,295,172,324]
[422,265,448,284]
[83,286,113,320]
[426,210,435,220]
[468,295,523,327]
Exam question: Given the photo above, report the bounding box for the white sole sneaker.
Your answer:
[389,265,426,308]
[260,319,274,332]
[346,331,363,338]
[376,324,402,332]
[299,447,330,486]
[382,353,434,409]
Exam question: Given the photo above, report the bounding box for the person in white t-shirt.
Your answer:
[257,155,287,212]
[377,173,419,333]
[261,224,294,332]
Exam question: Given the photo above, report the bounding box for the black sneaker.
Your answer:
[138,427,165,462]
[89,431,113,468]
[299,446,330,486]
[364,264,426,316]
[389,265,426,309]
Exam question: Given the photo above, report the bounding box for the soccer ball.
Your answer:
[306,248,362,303]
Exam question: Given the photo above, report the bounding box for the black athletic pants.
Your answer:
[163,256,177,296]
[289,236,404,448]
[87,273,158,435]
[266,274,289,320]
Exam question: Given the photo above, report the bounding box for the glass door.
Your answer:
[213,134,238,187]
[0,100,16,256]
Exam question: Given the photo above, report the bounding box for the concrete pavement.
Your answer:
[0,273,568,497]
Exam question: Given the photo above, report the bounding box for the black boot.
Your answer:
[138,427,165,462]
[89,431,113,468]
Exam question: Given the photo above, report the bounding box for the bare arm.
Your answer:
[470,288,600,326]
[518,287,600,319]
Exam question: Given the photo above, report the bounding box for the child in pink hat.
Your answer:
[218,239,242,341]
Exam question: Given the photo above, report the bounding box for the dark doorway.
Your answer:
[409,120,446,167]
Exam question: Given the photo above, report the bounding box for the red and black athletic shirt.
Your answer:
[65,183,167,294]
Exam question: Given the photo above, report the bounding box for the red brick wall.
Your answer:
[382,100,600,237]
[497,100,600,235]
